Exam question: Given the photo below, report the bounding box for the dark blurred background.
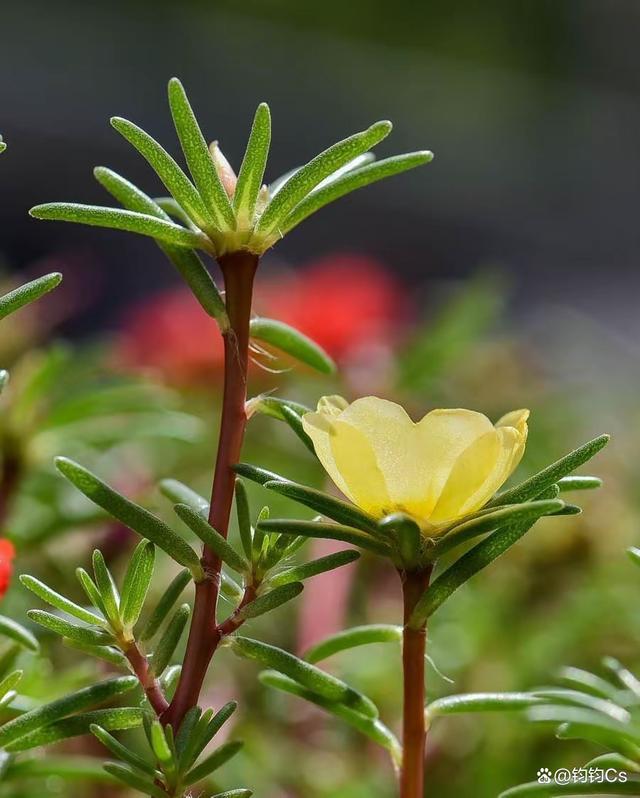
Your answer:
[1,0,639,336]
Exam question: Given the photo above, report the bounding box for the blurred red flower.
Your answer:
[118,253,406,384]
[0,539,15,599]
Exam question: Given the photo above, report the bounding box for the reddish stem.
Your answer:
[125,641,169,716]
[163,251,258,729]
[400,568,431,798]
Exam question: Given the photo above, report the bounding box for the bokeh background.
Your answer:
[1,2,640,796]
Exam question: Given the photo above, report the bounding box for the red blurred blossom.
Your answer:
[117,253,407,384]
[0,540,15,600]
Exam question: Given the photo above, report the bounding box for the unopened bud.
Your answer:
[209,141,237,198]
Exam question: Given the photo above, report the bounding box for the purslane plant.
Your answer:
[24,79,432,796]
[19,83,609,797]
[237,396,608,797]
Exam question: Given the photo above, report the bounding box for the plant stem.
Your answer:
[124,641,169,716]
[163,250,258,730]
[400,568,431,798]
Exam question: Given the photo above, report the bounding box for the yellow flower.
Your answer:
[302,396,529,532]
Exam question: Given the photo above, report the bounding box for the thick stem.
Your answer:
[163,251,258,729]
[400,568,431,798]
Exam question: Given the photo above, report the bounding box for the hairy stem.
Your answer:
[400,568,431,798]
[163,251,258,729]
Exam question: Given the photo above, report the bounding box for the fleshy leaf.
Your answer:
[250,317,335,374]
[0,272,62,321]
[304,624,402,664]
[234,103,271,226]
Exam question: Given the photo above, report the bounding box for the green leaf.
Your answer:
[0,614,40,652]
[627,547,640,569]
[250,317,335,374]
[427,693,542,717]
[160,478,210,518]
[255,120,392,237]
[4,756,120,784]
[30,203,209,250]
[602,657,640,698]
[557,475,603,491]
[92,550,121,628]
[140,569,191,642]
[489,434,610,508]
[150,720,173,765]
[282,150,433,233]
[0,670,22,700]
[168,78,235,231]
[409,517,542,628]
[259,671,400,760]
[104,762,167,798]
[55,458,203,579]
[429,499,565,559]
[258,518,390,556]
[110,115,213,230]
[557,666,621,701]
[234,479,253,560]
[150,604,190,676]
[0,370,8,394]
[221,572,244,603]
[259,478,379,534]
[62,637,129,669]
[304,624,402,664]
[270,550,360,588]
[174,504,249,574]
[230,636,377,718]
[178,701,237,771]
[236,583,303,621]
[94,166,227,325]
[90,724,156,776]
[209,792,253,798]
[184,740,243,786]
[234,102,271,226]
[0,272,62,321]
[76,568,109,618]
[120,541,156,629]
[6,708,144,752]
[0,676,138,747]
[20,574,105,627]
[27,609,113,646]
